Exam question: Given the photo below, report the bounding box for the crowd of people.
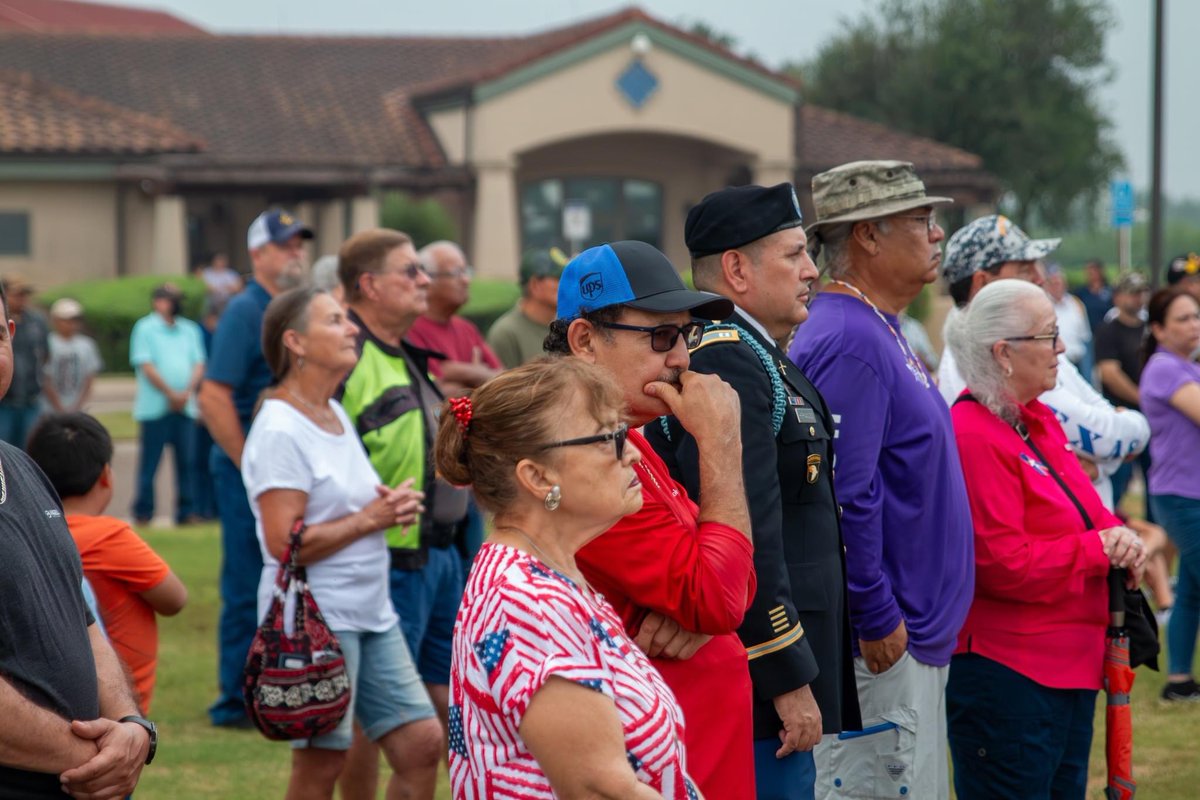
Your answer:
[3,157,1200,799]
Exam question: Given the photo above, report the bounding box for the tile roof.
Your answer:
[796,104,988,175]
[0,30,543,167]
[0,70,203,155]
[0,0,205,34]
[0,6,987,185]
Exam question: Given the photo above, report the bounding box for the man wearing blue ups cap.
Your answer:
[649,183,861,800]
[546,241,765,799]
[199,206,312,727]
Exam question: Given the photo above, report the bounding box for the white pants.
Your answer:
[813,652,950,800]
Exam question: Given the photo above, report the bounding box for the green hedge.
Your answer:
[39,276,207,374]
[38,275,521,374]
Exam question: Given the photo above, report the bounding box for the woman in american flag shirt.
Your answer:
[434,358,700,800]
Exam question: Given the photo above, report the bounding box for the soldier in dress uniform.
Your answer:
[645,183,861,800]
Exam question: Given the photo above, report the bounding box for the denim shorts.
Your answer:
[293,624,436,751]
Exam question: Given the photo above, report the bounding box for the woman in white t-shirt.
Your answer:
[241,286,442,798]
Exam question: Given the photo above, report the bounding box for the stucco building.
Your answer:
[0,5,996,286]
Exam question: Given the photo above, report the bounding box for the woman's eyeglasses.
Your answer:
[541,423,629,461]
[1006,328,1061,346]
[595,321,704,353]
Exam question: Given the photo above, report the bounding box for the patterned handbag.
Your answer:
[243,520,352,740]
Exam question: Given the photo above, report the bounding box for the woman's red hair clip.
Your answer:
[448,396,473,436]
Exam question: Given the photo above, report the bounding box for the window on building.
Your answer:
[520,178,662,253]
[0,213,30,256]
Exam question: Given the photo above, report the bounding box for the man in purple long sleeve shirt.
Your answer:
[788,161,973,800]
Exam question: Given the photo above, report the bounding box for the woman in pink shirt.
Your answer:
[945,280,1146,800]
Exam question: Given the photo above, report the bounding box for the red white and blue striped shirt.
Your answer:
[449,542,697,799]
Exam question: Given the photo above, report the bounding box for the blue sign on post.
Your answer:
[1111,180,1135,228]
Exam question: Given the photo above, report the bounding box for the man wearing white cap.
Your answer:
[938,214,1148,510]
[42,298,101,415]
[197,208,312,726]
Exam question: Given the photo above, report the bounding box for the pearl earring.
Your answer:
[544,485,562,512]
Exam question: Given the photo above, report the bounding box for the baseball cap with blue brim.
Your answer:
[247,209,314,251]
[556,240,733,322]
[941,214,1061,285]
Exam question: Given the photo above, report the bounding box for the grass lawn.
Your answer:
[94,409,137,441]
[139,523,1199,798]
[137,522,451,798]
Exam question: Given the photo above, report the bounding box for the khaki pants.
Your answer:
[813,652,950,800]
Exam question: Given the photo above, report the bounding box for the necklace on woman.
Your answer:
[829,279,931,388]
[282,385,337,426]
[495,526,594,595]
[0,453,7,505]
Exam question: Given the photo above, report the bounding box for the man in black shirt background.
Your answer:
[1095,272,1151,507]
[0,281,154,798]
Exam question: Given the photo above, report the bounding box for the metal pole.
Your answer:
[1149,0,1166,286]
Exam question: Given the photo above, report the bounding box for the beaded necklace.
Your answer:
[829,279,930,388]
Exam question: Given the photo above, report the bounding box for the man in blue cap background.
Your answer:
[646,183,861,800]
[198,207,312,726]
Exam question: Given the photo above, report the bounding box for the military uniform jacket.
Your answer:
[646,311,861,739]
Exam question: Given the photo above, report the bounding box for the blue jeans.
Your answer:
[389,545,464,686]
[192,421,217,519]
[0,403,40,449]
[208,450,264,725]
[1111,448,1155,523]
[132,412,194,523]
[1150,493,1200,675]
[461,498,485,564]
[947,653,1096,800]
[754,739,814,799]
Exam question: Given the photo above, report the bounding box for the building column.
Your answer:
[150,193,187,275]
[349,195,379,234]
[753,158,797,189]
[472,161,518,280]
[313,199,346,258]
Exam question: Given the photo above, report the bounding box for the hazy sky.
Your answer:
[127,0,1196,200]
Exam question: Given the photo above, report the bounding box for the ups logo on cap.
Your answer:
[580,272,604,300]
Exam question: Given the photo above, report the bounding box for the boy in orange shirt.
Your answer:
[28,413,187,713]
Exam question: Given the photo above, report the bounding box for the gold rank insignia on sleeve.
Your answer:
[689,328,740,353]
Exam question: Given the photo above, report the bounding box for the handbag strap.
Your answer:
[286,520,310,635]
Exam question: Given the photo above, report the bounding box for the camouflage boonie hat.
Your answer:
[1114,271,1149,295]
[941,214,1060,285]
[806,160,952,240]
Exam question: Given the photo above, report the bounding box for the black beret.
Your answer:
[684,183,805,258]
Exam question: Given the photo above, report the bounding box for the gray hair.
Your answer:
[816,219,891,279]
[310,255,340,293]
[816,223,854,278]
[946,279,1049,424]
[418,240,463,272]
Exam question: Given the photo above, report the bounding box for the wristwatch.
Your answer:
[118,715,158,765]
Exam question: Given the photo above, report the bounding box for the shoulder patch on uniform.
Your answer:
[689,327,740,353]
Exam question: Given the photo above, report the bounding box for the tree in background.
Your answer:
[795,0,1123,227]
[379,192,458,248]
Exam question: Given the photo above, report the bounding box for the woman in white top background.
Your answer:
[241,285,443,800]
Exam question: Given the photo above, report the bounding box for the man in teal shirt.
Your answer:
[129,283,205,524]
